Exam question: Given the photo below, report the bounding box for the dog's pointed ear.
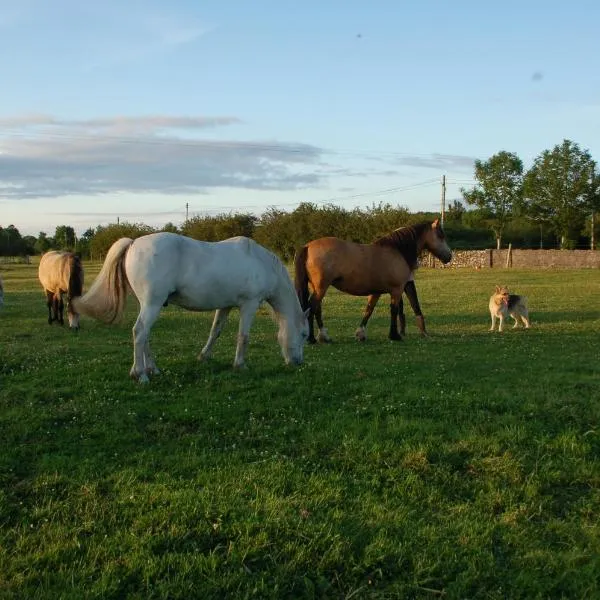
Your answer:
[495,285,500,293]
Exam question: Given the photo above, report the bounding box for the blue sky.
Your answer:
[1,0,599,236]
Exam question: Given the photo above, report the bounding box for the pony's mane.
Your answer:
[68,254,84,297]
[372,222,432,270]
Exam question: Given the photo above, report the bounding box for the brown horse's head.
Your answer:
[423,219,452,264]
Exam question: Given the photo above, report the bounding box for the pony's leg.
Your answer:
[199,308,231,361]
[130,302,163,383]
[52,295,60,324]
[233,301,260,368]
[46,291,54,324]
[58,295,65,326]
[355,294,380,341]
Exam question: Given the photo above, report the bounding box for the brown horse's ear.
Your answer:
[432,218,440,229]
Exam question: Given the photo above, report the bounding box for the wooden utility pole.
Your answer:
[441,174,446,225]
[186,202,189,222]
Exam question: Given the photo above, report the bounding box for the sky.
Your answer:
[1,0,599,236]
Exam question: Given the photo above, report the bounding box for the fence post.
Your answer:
[505,244,513,268]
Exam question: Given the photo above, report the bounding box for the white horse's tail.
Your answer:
[73,238,134,324]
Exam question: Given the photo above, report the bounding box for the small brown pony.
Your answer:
[294,219,452,343]
[38,251,84,330]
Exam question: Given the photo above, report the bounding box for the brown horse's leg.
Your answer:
[404,280,427,336]
[46,291,54,324]
[355,294,380,341]
[389,293,403,341]
[308,283,332,343]
[398,296,406,336]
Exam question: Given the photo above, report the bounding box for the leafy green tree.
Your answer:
[34,232,52,254]
[89,222,156,259]
[461,151,524,249]
[162,222,179,234]
[54,225,76,250]
[0,225,24,255]
[523,140,596,248]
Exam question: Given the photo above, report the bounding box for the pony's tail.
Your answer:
[294,245,310,310]
[72,238,134,324]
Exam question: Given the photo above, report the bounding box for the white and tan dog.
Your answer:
[489,285,530,332]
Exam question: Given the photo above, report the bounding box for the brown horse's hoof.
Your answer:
[389,334,403,342]
[307,337,317,345]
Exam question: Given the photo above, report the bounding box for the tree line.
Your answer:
[2,139,598,260]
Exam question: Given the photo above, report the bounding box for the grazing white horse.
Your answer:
[74,232,309,383]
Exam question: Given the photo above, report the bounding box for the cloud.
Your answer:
[0,115,326,199]
[393,153,476,171]
[531,71,544,82]
[78,5,214,70]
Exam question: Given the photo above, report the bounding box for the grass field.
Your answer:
[1,262,600,599]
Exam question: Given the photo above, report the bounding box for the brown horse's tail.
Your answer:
[294,245,310,310]
[72,238,133,324]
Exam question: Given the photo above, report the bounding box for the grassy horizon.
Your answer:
[1,263,599,599]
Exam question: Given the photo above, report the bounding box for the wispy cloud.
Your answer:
[79,5,214,70]
[0,114,326,199]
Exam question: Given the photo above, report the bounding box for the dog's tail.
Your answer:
[294,245,310,310]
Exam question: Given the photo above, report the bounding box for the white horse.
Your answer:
[74,232,309,383]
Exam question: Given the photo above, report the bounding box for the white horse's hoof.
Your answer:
[198,352,210,362]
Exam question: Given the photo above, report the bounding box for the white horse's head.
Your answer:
[278,307,310,366]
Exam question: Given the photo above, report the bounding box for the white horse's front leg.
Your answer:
[233,300,260,368]
[144,340,160,375]
[130,302,162,383]
[199,308,231,361]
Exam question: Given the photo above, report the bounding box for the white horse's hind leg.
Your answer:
[130,301,162,383]
[199,308,231,361]
[233,300,260,368]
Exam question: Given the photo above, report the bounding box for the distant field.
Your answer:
[1,263,599,599]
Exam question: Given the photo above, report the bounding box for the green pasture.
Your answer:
[1,262,599,599]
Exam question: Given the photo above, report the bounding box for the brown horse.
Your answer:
[38,251,84,330]
[294,219,452,343]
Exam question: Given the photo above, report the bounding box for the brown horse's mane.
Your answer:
[372,222,432,270]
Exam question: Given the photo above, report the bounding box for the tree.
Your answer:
[0,225,24,256]
[54,225,76,250]
[523,140,596,249]
[461,151,524,249]
[34,232,52,255]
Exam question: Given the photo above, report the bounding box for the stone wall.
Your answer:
[421,249,600,269]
